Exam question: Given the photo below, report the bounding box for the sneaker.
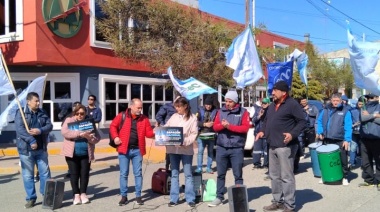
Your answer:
[342,178,349,186]
[73,194,81,205]
[318,179,323,184]
[358,182,374,187]
[206,168,214,174]
[263,203,285,211]
[168,202,177,207]
[24,200,36,209]
[118,196,128,206]
[80,193,90,204]
[34,175,39,183]
[208,198,222,207]
[283,207,295,212]
[194,168,202,173]
[188,202,196,208]
[252,165,262,169]
[135,197,144,205]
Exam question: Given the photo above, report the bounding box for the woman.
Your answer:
[165,97,198,208]
[61,104,100,205]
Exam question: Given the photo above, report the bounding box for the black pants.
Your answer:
[65,155,91,195]
[324,139,349,178]
[304,128,316,147]
[361,139,380,184]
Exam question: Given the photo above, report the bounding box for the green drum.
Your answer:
[316,144,343,184]
[199,132,216,141]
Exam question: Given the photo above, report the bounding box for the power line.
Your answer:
[268,30,346,43]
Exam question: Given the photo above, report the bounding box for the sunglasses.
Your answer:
[75,112,85,116]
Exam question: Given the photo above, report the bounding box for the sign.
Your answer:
[155,127,184,146]
[67,118,96,133]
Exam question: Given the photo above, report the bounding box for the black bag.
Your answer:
[109,112,126,148]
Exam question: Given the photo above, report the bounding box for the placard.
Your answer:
[155,127,184,146]
[67,118,96,133]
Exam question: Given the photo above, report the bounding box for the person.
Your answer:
[110,98,154,206]
[15,92,53,209]
[208,90,250,207]
[252,98,270,169]
[317,93,352,186]
[299,97,319,147]
[86,95,102,125]
[349,97,365,169]
[155,99,177,170]
[195,96,218,174]
[165,97,198,207]
[255,81,306,212]
[61,104,100,205]
[358,93,380,189]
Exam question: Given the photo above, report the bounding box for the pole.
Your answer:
[251,0,255,29]
[245,0,249,27]
[1,52,30,131]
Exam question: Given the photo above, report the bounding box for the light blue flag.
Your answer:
[0,52,14,96]
[267,61,294,94]
[167,67,218,100]
[296,53,308,85]
[226,26,263,88]
[347,27,380,95]
[0,75,46,132]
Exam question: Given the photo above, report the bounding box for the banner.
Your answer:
[0,75,47,132]
[155,126,184,146]
[0,52,13,96]
[167,67,218,100]
[226,26,263,88]
[347,27,380,95]
[267,61,294,94]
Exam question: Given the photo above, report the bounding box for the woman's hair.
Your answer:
[72,104,87,116]
[174,96,191,120]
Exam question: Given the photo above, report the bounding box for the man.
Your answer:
[256,81,306,212]
[15,92,53,209]
[110,98,154,206]
[349,97,365,169]
[317,93,352,186]
[252,98,270,169]
[86,95,102,124]
[300,97,319,147]
[358,93,380,190]
[208,90,250,207]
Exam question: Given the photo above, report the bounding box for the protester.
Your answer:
[349,97,365,169]
[358,93,380,189]
[110,98,154,206]
[299,97,319,147]
[208,90,250,207]
[256,81,306,212]
[15,92,53,209]
[195,96,218,174]
[317,93,352,186]
[86,95,102,125]
[252,98,270,169]
[61,104,100,205]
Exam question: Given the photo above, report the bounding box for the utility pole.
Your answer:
[245,0,249,27]
[251,0,255,29]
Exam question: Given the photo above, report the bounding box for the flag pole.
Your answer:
[1,52,30,131]
[40,73,48,105]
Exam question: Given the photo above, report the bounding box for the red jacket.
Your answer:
[110,109,154,155]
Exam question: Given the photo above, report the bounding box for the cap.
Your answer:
[262,98,270,104]
[204,96,213,105]
[365,93,378,99]
[225,90,239,103]
[273,81,289,92]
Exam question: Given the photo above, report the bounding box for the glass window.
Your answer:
[44,81,51,100]
[143,84,152,101]
[54,82,71,99]
[105,103,116,120]
[155,85,164,101]
[131,84,141,99]
[0,0,23,43]
[95,0,107,42]
[106,82,116,100]
[119,84,127,99]
[8,80,27,101]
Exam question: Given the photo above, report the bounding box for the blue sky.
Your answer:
[199,0,380,53]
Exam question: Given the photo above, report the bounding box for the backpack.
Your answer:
[109,112,126,148]
[202,179,217,202]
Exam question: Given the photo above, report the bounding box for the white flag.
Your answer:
[0,75,46,132]
[0,52,13,96]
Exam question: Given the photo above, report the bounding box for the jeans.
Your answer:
[215,146,244,200]
[350,134,360,165]
[269,145,298,210]
[118,148,143,197]
[197,138,214,170]
[65,155,91,195]
[252,138,268,166]
[169,154,195,203]
[19,150,51,201]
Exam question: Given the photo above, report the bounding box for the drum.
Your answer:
[308,142,323,177]
[199,132,216,141]
[316,144,343,184]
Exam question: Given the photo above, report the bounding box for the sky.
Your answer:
[199,0,380,53]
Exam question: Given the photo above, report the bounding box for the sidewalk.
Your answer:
[0,138,167,174]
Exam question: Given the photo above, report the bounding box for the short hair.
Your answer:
[130,98,142,106]
[73,101,81,107]
[331,93,342,99]
[27,92,39,101]
[88,95,96,101]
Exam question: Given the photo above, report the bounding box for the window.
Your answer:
[0,73,80,130]
[0,0,23,43]
[273,42,288,62]
[99,74,173,126]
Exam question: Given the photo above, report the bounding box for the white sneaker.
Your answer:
[208,198,222,207]
[343,178,349,186]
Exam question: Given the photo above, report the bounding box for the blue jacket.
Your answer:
[86,106,102,123]
[155,103,176,126]
[360,101,380,139]
[317,104,352,142]
[197,106,217,133]
[15,107,53,155]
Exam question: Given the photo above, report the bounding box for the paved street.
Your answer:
[1,151,379,212]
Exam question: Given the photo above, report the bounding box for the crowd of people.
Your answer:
[14,82,380,211]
